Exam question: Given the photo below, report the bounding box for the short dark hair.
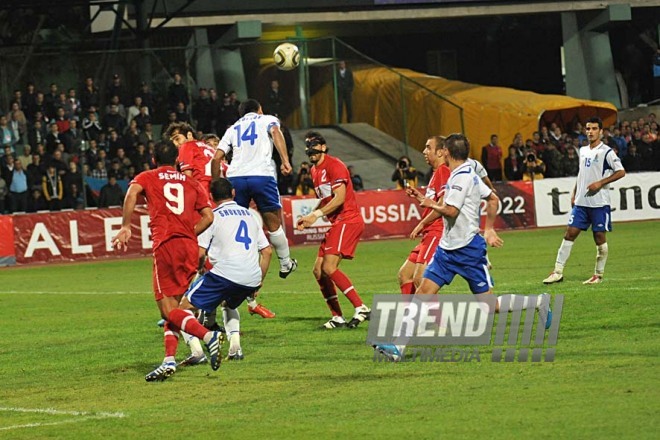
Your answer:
[304,131,326,147]
[586,116,603,129]
[428,135,446,150]
[202,133,220,143]
[210,178,233,202]
[154,141,178,166]
[164,121,194,139]
[238,99,261,117]
[446,133,470,161]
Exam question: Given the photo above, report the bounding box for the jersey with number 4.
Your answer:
[198,201,270,287]
[574,142,624,208]
[177,140,216,193]
[132,166,211,250]
[219,112,279,178]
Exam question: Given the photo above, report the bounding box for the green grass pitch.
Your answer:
[1,221,658,439]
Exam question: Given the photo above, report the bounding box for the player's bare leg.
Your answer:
[412,263,429,290]
[584,231,607,284]
[397,260,416,294]
[321,254,370,329]
[262,210,297,278]
[544,226,581,284]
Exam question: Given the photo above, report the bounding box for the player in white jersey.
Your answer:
[211,99,297,281]
[180,178,272,360]
[375,134,551,361]
[543,116,625,285]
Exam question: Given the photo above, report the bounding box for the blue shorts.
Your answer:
[423,234,493,294]
[568,205,611,232]
[228,176,282,212]
[184,272,258,312]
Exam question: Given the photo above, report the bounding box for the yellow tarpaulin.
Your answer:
[306,66,617,159]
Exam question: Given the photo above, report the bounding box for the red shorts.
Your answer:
[318,221,364,259]
[407,233,441,265]
[152,237,198,301]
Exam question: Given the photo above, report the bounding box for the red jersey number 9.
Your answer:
[164,182,184,215]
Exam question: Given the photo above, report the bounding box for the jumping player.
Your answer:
[296,131,370,329]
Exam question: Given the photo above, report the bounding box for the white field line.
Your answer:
[0,407,125,432]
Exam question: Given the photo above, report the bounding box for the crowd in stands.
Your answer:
[0,71,658,215]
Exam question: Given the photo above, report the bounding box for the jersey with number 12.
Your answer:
[131,166,211,250]
[219,112,280,178]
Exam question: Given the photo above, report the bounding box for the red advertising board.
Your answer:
[12,207,152,265]
[6,181,537,265]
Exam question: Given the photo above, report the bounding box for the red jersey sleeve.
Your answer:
[328,160,350,189]
[131,171,149,190]
[192,180,212,211]
[177,144,194,173]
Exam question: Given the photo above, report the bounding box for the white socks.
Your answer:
[223,307,241,353]
[247,296,258,308]
[554,239,574,273]
[497,294,543,312]
[182,332,204,357]
[595,243,608,275]
[268,226,292,269]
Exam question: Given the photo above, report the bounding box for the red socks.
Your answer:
[400,281,415,295]
[328,270,363,308]
[163,322,179,357]
[168,309,208,339]
[317,276,343,316]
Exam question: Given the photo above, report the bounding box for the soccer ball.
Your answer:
[273,43,300,71]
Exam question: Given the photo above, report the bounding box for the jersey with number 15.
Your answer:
[131,166,212,250]
[219,112,280,178]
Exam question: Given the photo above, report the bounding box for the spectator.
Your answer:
[63,161,82,198]
[391,155,418,189]
[137,122,155,146]
[27,188,48,213]
[107,129,123,158]
[49,149,68,177]
[106,74,126,106]
[337,60,355,123]
[622,144,642,172]
[509,132,525,159]
[168,72,188,111]
[80,77,100,113]
[98,175,124,207]
[530,131,545,155]
[542,142,563,178]
[561,146,580,177]
[0,115,18,152]
[131,143,150,170]
[108,159,126,180]
[10,102,27,143]
[1,154,14,186]
[64,88,81,121]
[611,126,627,158]
[136,81,155,115]
[217,93,239,132]
[91,159,108,179]
[504,146,522,181]
[54,107,71,134]
[123,120,140,153]
[9,159,29,212]
[193,88,213,133]
[265,79,284,117]
[42,164,63,211]
[55,92,70,119]
[481,134,503,181]
[0,175,7,213]
[174,101,190,123]
[33,93,49,124]
[522,149,545,181]
[82,110,103,142]
[45,123,63,154]
[44,83,59,120]
[63,183,85,210]
[17,144,32,169]
[348,165,364,191]
[295,162,315,195]
[102,104,126,135]
[97,149,110,169]
[28,120,46,148]
[133,105,151,131]
[27,154,45,188]
[638,133,656,171]
[549,126,563,147]
[25,83,38,120]
[126,96,144,127]
[228,90,241,111]
[162,111,178,137]
[105,95,127,120]
[63,119,83,154]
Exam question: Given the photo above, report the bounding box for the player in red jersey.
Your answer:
[397,136,450,294]
[113,141,224,381]
[296,131,370,329]
[202,134,228,178]
[168,124,275,319]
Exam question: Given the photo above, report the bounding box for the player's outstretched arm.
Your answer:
[113,183,142,251]
[483,192,503,248]
[259,245,273,283]
[270,126,292,176]
[210,149,226,181]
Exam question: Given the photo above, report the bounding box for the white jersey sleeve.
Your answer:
[197,217,215,250]
[441,163,482,250]
[221,112,280,178]
[468,158,488,179]
[257,228,269,251]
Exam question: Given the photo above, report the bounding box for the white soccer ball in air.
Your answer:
[273,43,300,71]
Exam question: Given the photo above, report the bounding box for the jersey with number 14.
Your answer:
[177,140,216,193]
[219,112,280,178]
[131,166,211,250]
